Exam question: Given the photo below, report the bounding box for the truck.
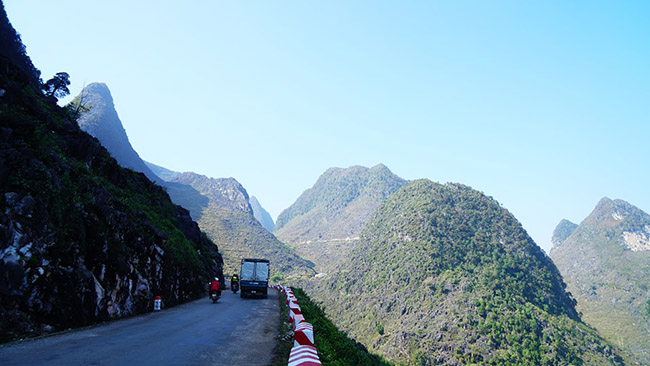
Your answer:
[240,258,270,298]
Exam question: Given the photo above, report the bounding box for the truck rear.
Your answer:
[240,258,270,298]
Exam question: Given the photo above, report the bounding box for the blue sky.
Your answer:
[5,1,649,252]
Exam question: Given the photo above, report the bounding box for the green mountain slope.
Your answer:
[308,180,624,365]
[0,4,222,342]
[172,172,314,279]
[551,198,650,364]
[275,164,407,272]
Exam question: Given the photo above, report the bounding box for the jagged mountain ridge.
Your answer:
[250,196,274,232]
[275,164,407,271]
[307,180,624,365]
[550,197,650,364]
[0,4,222,342]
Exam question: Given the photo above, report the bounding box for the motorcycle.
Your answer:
[231,282,239,294]
[210,290,220,303]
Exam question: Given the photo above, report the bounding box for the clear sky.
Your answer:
[5,1,649,253]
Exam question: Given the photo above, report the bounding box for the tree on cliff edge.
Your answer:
[42,71,70,99]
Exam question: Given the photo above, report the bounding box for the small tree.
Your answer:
[65,83,91,120]
[42,72,71,99]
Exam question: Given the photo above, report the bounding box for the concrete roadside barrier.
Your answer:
[288,345,321,366]
[294,322,315,347]
[276,285,321,366]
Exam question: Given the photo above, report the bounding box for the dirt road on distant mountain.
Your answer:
[0,290,280,366]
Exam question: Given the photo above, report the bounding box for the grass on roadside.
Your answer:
[269,287,391,366]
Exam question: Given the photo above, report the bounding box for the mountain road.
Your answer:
[0,289,280,366]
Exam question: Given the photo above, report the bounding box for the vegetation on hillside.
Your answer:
[275,164,407,272]
[271,287,390,366]
[308,180,624,365]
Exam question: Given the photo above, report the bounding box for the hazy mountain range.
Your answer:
[73,83,311,279]
[551,198,650,364]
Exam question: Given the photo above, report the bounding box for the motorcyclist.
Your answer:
[230,273,239,293]
[209,277,221,297]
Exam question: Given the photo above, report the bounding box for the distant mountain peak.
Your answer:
[550,219,578,252]
[275,164,407,271]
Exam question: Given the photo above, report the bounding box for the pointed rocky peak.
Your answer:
[74,83,159,182]
[172,172,252,214]
[574,197,650,252]
[551,219,578,251]
[249,196,275,232]
[586,197,646,224]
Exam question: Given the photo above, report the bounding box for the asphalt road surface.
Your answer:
[0,289,280,366]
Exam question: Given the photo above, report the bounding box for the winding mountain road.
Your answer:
[0,290,280,366]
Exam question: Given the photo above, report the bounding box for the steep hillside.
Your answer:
[275,164,407,271]
[309,180,624,365]
[0,5,222,342]
[551,198,650,364]
[172,172,314,279]
[250,196,274,233]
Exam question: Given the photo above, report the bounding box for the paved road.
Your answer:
[0,290,280,366]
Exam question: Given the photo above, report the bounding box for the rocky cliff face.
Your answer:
[550,198,650,364]
[249,196,274,233]
[308,180,624,365]
[0,6,222,342]
[275,164,407,272]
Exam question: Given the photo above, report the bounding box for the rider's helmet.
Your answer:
[214,277,218,281]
